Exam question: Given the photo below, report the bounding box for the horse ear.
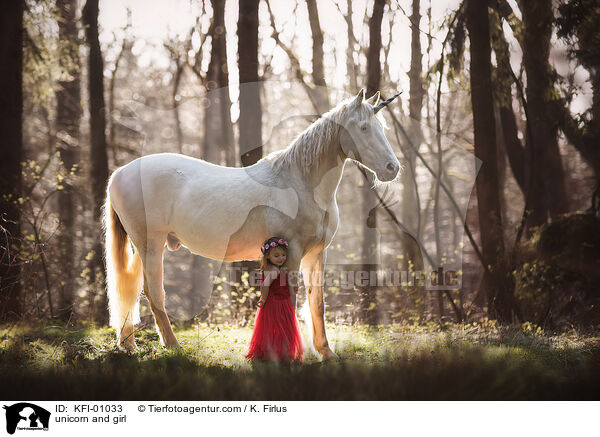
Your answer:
[366,91,380,107]
[353,88,365,106]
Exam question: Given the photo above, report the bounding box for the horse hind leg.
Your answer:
[141,238,181,348]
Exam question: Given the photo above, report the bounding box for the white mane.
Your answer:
[264,97,374,176]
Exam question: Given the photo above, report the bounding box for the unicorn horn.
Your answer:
[373,91,402,114]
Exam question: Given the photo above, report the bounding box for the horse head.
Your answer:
[339,89,401,182]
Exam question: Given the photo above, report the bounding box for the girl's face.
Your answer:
[267,246,287,267]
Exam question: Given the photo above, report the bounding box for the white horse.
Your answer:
[103,89,401,360]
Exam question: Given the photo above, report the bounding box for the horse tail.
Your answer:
[103,185,143,335]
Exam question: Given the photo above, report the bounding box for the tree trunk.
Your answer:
[238,0,262,166]
[172,59,184,154]
[366,0,384,100]
[404,0,428,316]
[203,0,234,166]
[0,0,24,321]
[83,0,109,323]
[343,0,359,93]
[466,0,513,322]
[56,0,82,321]
[490,12,527,194]
[83,0,109,222]
[521,0,568,227]
[408,0,424,123]
[305,0,330,111]
[361,0,385,325]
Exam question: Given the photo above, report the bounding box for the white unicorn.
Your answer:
[103,89,401,360]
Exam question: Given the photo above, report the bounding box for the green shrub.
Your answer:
[514,213,600,329]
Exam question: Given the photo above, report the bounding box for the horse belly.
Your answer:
[177,233,262,261]
[171,205,266,261]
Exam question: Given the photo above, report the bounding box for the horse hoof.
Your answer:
[319,348,340,362]
[166,341,182,349]
[118,342,137,353]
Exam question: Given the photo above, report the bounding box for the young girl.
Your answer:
[245,237,304,363]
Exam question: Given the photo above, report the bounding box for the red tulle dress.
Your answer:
[246,269,304,363]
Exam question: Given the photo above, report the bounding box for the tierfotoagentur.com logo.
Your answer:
[218,266,460,290]
[3,403,50,434]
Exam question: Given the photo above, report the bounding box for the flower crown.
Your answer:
[261,238,289,254]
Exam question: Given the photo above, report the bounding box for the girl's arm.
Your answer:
[259,283,269,304]
[259,267,277,305]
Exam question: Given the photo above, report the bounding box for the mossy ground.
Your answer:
[1,320,598,400]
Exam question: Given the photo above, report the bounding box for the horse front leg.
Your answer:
[141,239,181,348]
[301,249,339,361]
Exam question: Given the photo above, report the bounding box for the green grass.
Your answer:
[0,320,599,400]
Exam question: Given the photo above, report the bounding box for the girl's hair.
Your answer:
[259,236,289,272]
